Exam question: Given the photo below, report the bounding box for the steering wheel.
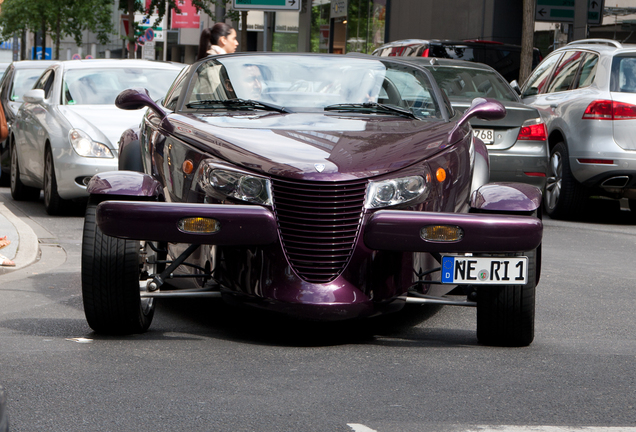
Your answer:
[381,78,406,108]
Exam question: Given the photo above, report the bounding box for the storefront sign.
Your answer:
[171,0,200,29]
[331,0,348,18]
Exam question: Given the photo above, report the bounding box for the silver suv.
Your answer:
[521,39,636,219]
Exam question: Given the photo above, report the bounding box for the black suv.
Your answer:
[372,39,542,82]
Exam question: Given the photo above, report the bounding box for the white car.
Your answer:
[10,59,184,214]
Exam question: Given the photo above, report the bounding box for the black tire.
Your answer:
[81,200,162,334]
[43,148,69,215]
[10,142,40,201]
[544,142,588,219]
[476,247,538,347]
[118,139,144,172]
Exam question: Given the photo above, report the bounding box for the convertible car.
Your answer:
[82,53,543,346]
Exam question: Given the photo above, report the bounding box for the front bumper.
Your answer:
[97,201,542,253]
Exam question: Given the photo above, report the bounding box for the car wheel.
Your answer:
[81,199,166,334]
[43,148,69,215]
[544,142,588,219]
[10,142,40,201]
[476,246,538,347]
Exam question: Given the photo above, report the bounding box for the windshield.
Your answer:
[63,67,181,105]
[11,69,48,102]
[187,55,442,119]
[428,66,518,102]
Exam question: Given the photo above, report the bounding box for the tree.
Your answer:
[0,0,114,60]
[119,0,240,59]
[519,0,535,85]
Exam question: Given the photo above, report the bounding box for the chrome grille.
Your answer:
[272,178,367,283]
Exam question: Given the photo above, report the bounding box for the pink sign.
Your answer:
[171,0,200,29]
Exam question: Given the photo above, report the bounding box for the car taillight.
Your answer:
[582,100,636,120]
[421,48,429,57]
[517,119,547,141]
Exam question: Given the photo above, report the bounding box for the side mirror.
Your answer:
[448,97,506,143]
[23,89,45,104]
[510,80,521,95]
[115,88,173,133]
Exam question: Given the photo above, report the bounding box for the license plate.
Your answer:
[441,256,527,285]
[473,128,494,144]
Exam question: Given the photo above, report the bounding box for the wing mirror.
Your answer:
[22,89,45,104]
[509,80,521,95]
[115,88,173,133]
[448,97,506,143]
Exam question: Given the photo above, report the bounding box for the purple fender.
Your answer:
[96,201,279,245]
[87,171,162,198]
[363,211,542,253]
[470,182,542,213]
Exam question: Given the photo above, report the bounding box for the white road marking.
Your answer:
[347,424,379,432]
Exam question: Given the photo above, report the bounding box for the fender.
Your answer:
[87,171,162,198]
[470,182,542,213]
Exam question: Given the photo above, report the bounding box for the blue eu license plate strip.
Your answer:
[441,256,528,285]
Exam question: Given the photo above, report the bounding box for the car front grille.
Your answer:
[272,177,367,283]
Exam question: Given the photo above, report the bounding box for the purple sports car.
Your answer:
[81,53,543,346]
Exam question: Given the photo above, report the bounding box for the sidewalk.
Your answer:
[0,201,39,274]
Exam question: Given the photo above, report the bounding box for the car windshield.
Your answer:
[11,68,48,102]
[63,67,181,105]
[187,55,442,119]
[428,66,518,102]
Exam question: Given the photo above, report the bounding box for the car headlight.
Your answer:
[200,164,272,205]
[365,175,429,209]
[68,129,113,158]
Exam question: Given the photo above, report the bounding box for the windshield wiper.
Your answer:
[324,102,417,119]
[186,98,289,113]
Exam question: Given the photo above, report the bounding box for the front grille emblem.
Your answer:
[314,163,325,172]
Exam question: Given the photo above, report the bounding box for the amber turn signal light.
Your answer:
[178,217,220,233]
[420,225,463,242]
[436,168,446,182]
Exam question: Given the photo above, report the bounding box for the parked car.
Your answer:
[372,39,542,82]
[520,38,636,219]
[82,53,543,346]
[396,57,547,189]
[0,60,58,184]
[9,59,185,214]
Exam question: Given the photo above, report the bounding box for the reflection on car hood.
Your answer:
[59,105,147,149]
[174,112,455,180]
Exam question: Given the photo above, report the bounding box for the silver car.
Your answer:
[399,57,548,189]
[10,59,184,214]
[520,38,636,219]
[0,60,59,184]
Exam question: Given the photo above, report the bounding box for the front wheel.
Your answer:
[476,246,538,347]
[81,200,164,334]
[44,148,70,215]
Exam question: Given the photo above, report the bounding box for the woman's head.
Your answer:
[197,23,238,59]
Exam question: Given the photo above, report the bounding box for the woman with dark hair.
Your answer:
[197,22,239,60]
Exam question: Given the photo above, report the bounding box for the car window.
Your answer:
[187,56,442,119]
[63,67,181,105]
[547,51,583,93]
[428,66,518,102]
[430,44,475,62]
[611,55,636,93]
[33,70,55,99]
[521,52,562,97]
[575,52,598,89]
[11,68,48,102]
[163,67,189,110]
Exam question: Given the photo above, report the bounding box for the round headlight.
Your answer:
[376,183,396,203]
[239,176,264,198]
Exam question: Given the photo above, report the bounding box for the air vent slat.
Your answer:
[273,178,367,283]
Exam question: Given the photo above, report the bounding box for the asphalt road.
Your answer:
[1,188,636,432]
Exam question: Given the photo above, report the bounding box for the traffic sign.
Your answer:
[71,53,81,60]
[233,0,300,11]
[145,28,154,42]
[535,0,604,25]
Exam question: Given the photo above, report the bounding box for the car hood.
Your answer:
[59,105,147,149]
[171,112,456,180]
